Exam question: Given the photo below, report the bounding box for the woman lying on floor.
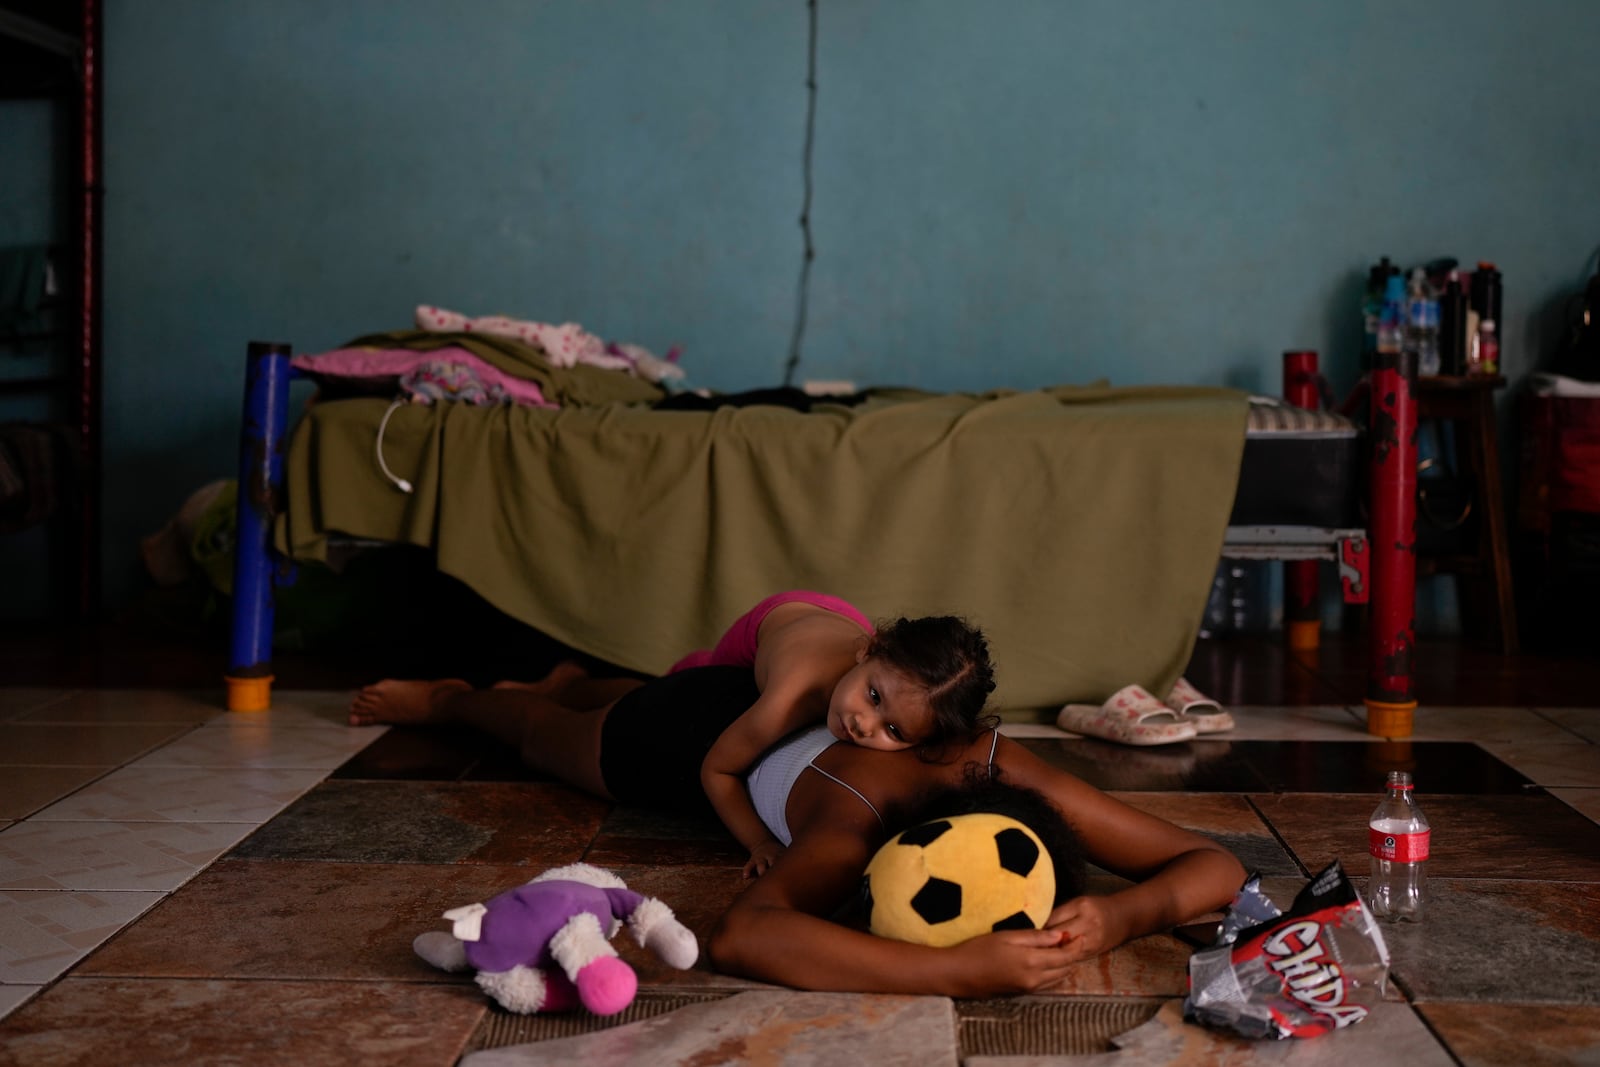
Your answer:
[349,664,1245,997]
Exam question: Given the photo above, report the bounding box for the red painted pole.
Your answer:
[1283,350,1322,651]
[1366,345,1419,737]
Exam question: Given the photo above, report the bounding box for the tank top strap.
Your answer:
[805,760,886,830]
[987,727,1000,774]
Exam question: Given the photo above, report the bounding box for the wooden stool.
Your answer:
[1415,374,1518,653]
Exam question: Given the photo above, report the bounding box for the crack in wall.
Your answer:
[781,0,818,387]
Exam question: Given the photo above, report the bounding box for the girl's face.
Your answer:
[825,652,934,751]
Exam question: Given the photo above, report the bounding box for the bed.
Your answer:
[225,334,1420,732]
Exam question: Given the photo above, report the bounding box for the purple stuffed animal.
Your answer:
[413,863,698,1015]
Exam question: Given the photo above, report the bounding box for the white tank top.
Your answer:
[745,726,1001,845]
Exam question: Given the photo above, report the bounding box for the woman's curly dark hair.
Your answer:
[866,615,998,752]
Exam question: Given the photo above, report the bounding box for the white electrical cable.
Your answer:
[375,397,414,493]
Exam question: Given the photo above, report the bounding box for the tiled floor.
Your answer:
[1,630,1599,1065]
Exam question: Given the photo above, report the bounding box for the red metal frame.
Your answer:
[1364,353,1419,735]
[1282,351,1323,650]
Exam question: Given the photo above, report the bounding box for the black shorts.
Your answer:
[598,666,760,816]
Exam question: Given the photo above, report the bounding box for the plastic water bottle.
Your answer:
[1406,269,1442,377]
[1377,274,1408,360]
[1367,771,1430,922]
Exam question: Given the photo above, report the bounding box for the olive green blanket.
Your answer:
[278,384,1248,709]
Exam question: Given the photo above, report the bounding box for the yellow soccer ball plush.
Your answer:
[863,812,1056,947]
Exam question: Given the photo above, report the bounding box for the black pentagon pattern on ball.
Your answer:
[910,876,963,925]
[993,827,1041,876]
[898,819,953,848]
[991,911,1035,932]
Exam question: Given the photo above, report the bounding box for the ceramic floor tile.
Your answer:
[14,689,223,725]
[1479,741,1600,787]
[1536,707,1600,744]
[0,767,109,821]
[965,998,1454,1067]
[1382,880,1600,1004]
[0,889,163,983]
[1249,793,1600,881]
[0,820,255,891]
[1213,704,1368,741]
[1113,793,1300,876]
[584,807,744,869]
[605,864,763,990]
[0,976,484,1067]
[1551,787,1600,823]
[331,724,507,781]
[1418,1002,1600,1066]
[998,722,1072,739]
[78,859,540,981]
[220,688,362,728]
[461,991,958,1067]
[1045,934,1195,997]
[125,717,385,770]
[0,985,42,1020]
[29,765,326,823]
[1018,737,1273,792]
[0,690,73,721]
[227,780,606,865]
[1021,737,1533,794]
[0,722,197,768]
[1404,706,1584,743]
[1237,740,1530,794]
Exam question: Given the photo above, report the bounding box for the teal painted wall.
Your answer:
[66,1,1600,613]
[1,99,68,620]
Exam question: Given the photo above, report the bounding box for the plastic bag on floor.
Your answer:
[1183,860,1390,1040]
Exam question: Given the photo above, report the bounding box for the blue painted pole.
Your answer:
[225,341,295,711]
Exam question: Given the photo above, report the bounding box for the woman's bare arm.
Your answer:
[994,737,1245,956]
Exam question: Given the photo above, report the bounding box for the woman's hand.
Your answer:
[946,928,1081,995]
[1043,895,1130,962]
[744,839,785,879]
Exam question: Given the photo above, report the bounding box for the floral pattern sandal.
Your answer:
[1164,677,1236,734]
[1057,684,1199,746]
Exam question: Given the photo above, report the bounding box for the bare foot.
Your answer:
[490,661,589,695]
[349,678,471,726]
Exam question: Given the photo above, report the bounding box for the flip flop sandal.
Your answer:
[1056,684,1199,747]
[1164,677,1236,734]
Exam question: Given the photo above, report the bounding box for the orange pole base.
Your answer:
[225,674,274,713]
[1364,697,1416,738]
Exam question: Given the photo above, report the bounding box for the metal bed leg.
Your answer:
[225,341,294,712]
[1365,354,1419,737]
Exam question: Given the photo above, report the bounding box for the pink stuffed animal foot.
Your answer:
[574,956,637,1016]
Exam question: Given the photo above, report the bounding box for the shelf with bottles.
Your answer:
[1363,256,1504,379]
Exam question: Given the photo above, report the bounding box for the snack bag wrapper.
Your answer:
[1184,860,1390,1040]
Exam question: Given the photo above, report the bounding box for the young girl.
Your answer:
[347,663,1245,995]
[675,591,997,877]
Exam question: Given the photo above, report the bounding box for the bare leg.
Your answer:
[348,665,645,800]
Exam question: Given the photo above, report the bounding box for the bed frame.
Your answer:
[224,341,1420,736]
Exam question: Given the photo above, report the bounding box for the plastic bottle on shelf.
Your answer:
[1406,268,1442,377]
[1367,770,1430,922]
[1377,273,1408,362]
[1362,256,1399,369]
